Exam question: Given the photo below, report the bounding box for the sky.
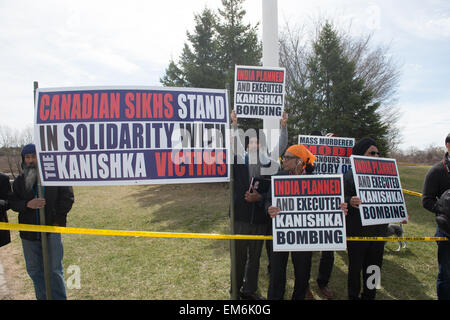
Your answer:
[0,0,449,151]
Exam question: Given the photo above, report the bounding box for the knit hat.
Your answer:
[286,144,316,167]
[21,143,36,161]
[352,138,377,156]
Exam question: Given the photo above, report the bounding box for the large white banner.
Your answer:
[34,86,230,186]
[234,65,285,119]
[271,174,346,252]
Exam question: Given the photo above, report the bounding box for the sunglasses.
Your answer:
[282,155,298,161]
[369,151,380,156]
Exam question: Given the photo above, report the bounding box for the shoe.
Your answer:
[318,285,334,299]
[240,292,265,300]
[305,288,315,300]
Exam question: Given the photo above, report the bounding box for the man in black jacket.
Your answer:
[422,133,450,300]
[9,144,74,300]
[230,110,288,299]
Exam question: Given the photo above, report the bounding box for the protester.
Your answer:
[422,133,450,300]
[344,137,387,300]
[9,143,74,300]
[306,130,336,300]
[0,172,11,248]
[230,110,288,300]
[265,144,347,300]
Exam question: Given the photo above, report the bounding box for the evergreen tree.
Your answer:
[215,0,262,130]
[284,23,389,153]
[215,0,262,90]
[160,0,262,131]
[160,8,221,88]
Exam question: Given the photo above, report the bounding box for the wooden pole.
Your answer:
[33,81,52,300]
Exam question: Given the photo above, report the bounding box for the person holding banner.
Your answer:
[344,137,387,300]
[9,144,74,300]
[422,133,450,300]
[230,110,288,300]
[266,144,347,300]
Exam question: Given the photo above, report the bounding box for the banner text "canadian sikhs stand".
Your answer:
[34,87,230,186]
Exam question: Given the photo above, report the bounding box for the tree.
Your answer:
[215,0,262,91]
[0,124,33,178]
[160,0,262,131]
[280,22,398,153]
[160,8,221,89]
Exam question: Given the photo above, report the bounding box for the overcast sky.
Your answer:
[0,0,449,150]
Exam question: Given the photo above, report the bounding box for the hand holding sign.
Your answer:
[268,205,280,218]
[244,189,262,203]
[27,198,46,209]
[281,111,288,127]
[350,196,362,208]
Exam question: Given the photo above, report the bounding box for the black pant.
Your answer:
[268,251,312,300]
[231,221,268,296]
[317,251,334,287]
[347,240,385,300]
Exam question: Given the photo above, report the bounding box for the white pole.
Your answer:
[262,0,280,152]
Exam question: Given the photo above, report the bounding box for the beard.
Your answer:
[24,163,38,192]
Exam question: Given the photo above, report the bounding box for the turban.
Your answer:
[352,138,377,156]
[21,143,36,161]
[286,144,316,167]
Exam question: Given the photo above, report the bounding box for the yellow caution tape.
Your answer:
[0,222,447,241]
[402,189,423,197]
[0,222,271,240]
[347,236,448,241]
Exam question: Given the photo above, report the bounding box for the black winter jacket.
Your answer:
[233,157,271,225]
[9,174,74,241]
[422,153,450,215]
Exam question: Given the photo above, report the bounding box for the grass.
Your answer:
[5,164,441,300]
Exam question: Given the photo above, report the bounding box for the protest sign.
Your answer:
[271,175,346,252]
[234,65,285,119]
[350,155,408,226]
[298,135,355,174]
[34,86,230,186]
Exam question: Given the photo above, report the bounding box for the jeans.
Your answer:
[21,233,67,300]
[436,226,450,300]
